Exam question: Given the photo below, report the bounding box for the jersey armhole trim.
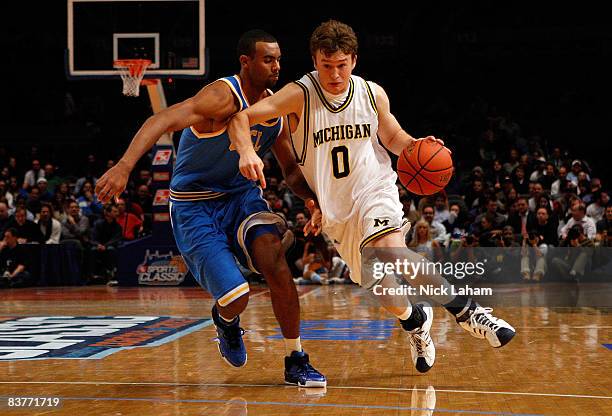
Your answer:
[292,81,310,166]
[364,80,378,115]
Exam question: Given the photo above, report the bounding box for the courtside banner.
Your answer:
[361,247,612,307]
[0,316,211,361]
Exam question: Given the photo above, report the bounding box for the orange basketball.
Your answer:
[397,140,453,195]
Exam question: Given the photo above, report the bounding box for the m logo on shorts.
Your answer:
[374,218,390,227]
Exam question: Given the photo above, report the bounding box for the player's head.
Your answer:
[310,20,358,95]
[237,29,280,89]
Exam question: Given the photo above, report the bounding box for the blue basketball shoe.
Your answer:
[211,305,247,367]
[284,351,327,387]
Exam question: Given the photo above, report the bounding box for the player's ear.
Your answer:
[311,54,317,69]
[351,54,358,70]
[239,54,250,68]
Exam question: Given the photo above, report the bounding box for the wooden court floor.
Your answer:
[0,283,611,415]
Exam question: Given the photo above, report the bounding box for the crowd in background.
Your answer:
[1,99,610,288]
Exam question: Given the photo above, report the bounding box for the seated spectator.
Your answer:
[503,148,521,174]
[507,197,537,241]
[399,188,419,224]
[533,207,559,247]
[528,182,546,212]
[512,166,529,195]
[433,192,450,223]
[135,184,153,215]
[486,159,505,192]
[551,224,594,281]
[4,207,43,244]
[36,203,61,244]
[473,196,507,233]
[586,191,609,222]
[567,159,589,186]
[407,219,443,261]
[22,159,44,190]
[0,228,32,288]
[540,162,557,190]
[36,177,53,202]
[26,186,42,216]
[477,214,503,247]
[596,205,612,247]
[43,163,63,194]
[295,235,332,285]
[61,200,90,245]
[89,204,122,283]
[0,202,10,234]
[116,198,143,241]
[77,181,103,218]
[442,202,470,236]
[559,202,596,241]
[420,204,448,246]
[529,157,546,182]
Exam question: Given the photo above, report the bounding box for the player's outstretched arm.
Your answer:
[228,83,304,189]
[372,83,443,156]
[96,82,236,203]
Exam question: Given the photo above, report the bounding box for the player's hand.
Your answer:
[95,161,131,204]
[304,198,322,237]
[419,136,451,154]
[239,150,266,189]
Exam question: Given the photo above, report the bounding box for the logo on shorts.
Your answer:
[0,316,211,360]
[374,218,390,227]
[137,250,188,285]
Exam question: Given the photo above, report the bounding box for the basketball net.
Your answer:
[113,59,152,97]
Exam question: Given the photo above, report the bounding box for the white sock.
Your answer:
[397,305,413,321]
[284,337,302,356]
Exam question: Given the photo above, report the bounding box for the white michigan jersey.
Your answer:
[290,71,399,231]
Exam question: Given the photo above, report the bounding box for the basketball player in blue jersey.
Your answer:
[95,30,326,387]
[230,20,516,374]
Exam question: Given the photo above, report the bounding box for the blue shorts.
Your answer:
[170,186,284,306]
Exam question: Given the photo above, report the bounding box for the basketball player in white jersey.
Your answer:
[229,20,516,373]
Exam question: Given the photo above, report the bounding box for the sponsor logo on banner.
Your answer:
[152,149,172,165]
[137,250,188,285]
[153,172,170,182]
[0,316,211,360]
[153,189,170,206]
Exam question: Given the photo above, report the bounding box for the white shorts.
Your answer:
[323,182,407,285]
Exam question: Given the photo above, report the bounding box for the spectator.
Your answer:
[528,182,546,212]
[116,198,143,241]
[5,177,20,209]
[512,166,529,195]
[596,205,612,247]
[552,224,594,282]
[5,207,43,244]
[533,207,559,247]
[566,160,590,186]
[473,196,507,232]
[551,165,572,198]
[61,200,90,245]
[559,202,597,241]
[486,159,505,192]
[77,181,103,218]
[36,203,61,244]
[296,235,332,285]
[465,178,486,210]
[43,163,62,194]
[433,192,450,223]
[529,157,546,182]
[540,163,557,191]
[22,159,44,190]
[420,205,448,246]
[407,219,443,261]
[26,186,42,216]
[36,178,53,202]
[0,202,10,234]
[0,228,32,288]
[135,184,153,215]
[477,214,503,247]
[503,148,520,174]
[89,204,122,282]
[586,191,609,222]
[442,202,470,236]
[399,189,419,223]
[549,147,565,170]
[508,197,537,241]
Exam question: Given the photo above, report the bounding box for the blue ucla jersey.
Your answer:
[170,75,282,201]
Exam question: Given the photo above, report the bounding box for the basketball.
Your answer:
[397,140,453,195]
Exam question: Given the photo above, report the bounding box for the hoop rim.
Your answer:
[113,59,152,69]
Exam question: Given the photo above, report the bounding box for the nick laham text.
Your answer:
[373,284,492,297]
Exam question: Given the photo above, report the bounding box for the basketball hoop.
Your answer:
[113,59,152,97]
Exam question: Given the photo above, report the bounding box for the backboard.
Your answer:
[67,0,206,79]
